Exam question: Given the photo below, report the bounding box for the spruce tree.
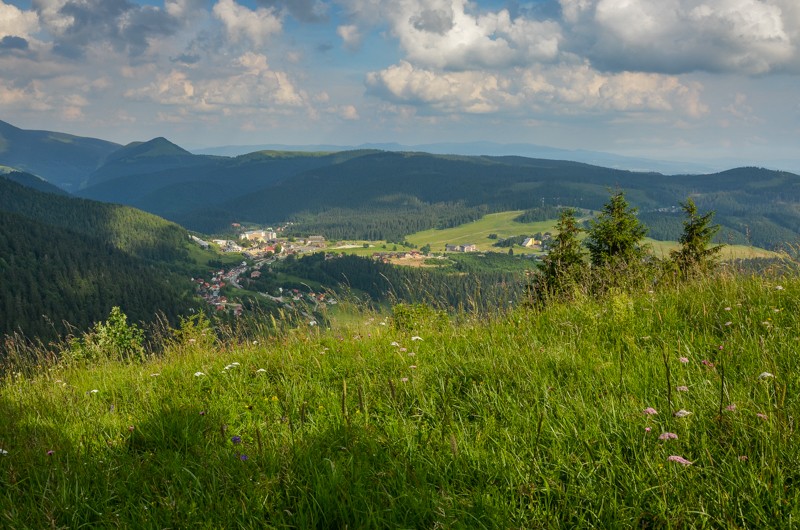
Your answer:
[585,191,648,267]
[670,198,723,276]
[539,208,585,294]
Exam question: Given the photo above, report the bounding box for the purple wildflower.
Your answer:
[701,359,714,368]
[659,432,678,441]
[667,455,693,466]
[239,454,249,461]
[47,450,55,456]
[231,435,242,444]
[645,427,652,433]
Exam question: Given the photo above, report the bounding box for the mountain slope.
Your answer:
[84,137,216,187]
[0,209,194,341]
[0,177,190,263]
[0,120,120,190]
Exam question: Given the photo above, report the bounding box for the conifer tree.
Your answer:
[585,191,648,267]
[670,198,723,276]
[539,208,585,294]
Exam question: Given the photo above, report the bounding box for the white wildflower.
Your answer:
[194,372,205,377]
[758,372,775,380]
[390,341,400,347]
[411,336,423,341]
[0,449,7,456]
[256,368,267,373]
[673,409,692,418]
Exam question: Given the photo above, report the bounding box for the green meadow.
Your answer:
[2,270,799,528]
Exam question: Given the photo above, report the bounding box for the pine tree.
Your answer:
[670,198,723,276]
[585,191,648,267]
[538,208,585,295]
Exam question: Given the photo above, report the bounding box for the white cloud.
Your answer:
[367,60,707,119]
[213,0,282,48]
[562,0,796,74]
[337,24,361,50]
[0,1,39,39]
[383,0,563,70]
[125,52,306,112]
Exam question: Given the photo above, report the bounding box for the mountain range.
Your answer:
[2,119,800,250]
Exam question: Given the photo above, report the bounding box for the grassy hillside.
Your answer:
[1,271,798,527]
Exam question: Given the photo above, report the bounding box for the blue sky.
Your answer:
[1,0,799,170]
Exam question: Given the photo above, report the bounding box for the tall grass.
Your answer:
[1,271,799,527]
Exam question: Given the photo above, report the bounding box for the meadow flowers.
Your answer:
[411,336,423,341]
[643,407,658,415]
[679,357,689,364]
[231,436,242,444]
[659,432,678,441]
[194,372,205,377]
[758,372,774,380]
[674,409,692,418]
[676,385,689,392]
[667,455,693,466]
[0,449,7,456]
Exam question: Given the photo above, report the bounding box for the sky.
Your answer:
[1,0,799,169]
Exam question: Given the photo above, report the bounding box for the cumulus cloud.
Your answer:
[256,0,328,23]
[125,52,306,113]
[375,0,563,70]
[213,0,282,48]
[30,0,183,58]
[561,0,797,74]
[366,60,707,118]
[337,24,361,50]
[0,1,39,39]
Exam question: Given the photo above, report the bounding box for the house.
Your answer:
[522,238,541,248]
[445,243,477,253]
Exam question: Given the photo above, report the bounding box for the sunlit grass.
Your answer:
[1,272,799,527]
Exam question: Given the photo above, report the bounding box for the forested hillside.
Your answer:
[0,177,190,263]
[0,209,194,340]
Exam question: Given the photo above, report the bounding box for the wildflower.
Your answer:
[726,404,737,412]
[188,338,196,343]
[724,307,731,311]
[674,409,692,418]
[758,372,774,380]
[679,356,689,364]
[725,321,732,326]
[150,373,160,377]
[231,436,242,445]
[409,365,417,369]
[256,368,267,373]
[194,372,205,377]
[239,454,249,461]
[309,320,317,326]
[271,396,279,402]
[677,385,689,392]
[643,407,658,415]
[0,449,7,456]
[738,455,748,461]
[230,362,240,366]
[659,432,678,441]
[701,359,714,368]
[400,377,409,383]
[408,351,416,357]
[128,426,135,432]
[390,341,400,347]
[47,450,55,456]
[756,413,768,420]
[89,389,99,394]
[399,347,407,352]
[253,340,258,345]
[199,411,206,416]
[411,336,423,341]
[645,427,652,433]
[667,455,693,466]
[775,285,784,290]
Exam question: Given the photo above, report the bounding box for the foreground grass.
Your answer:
[1,273,799,528]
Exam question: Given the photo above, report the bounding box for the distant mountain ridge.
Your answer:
[2,119,800,250]
[0,120,120,190]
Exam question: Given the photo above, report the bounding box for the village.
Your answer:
[190,224,554,317]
